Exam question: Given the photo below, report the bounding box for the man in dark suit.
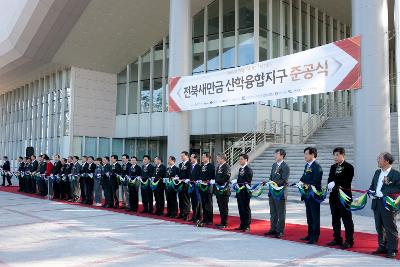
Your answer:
[153,156,166,215]
[215,153,231,229]
[120,154,132,210]
[110,155,122,208]
[2,156,11,186]
[197,153,215,227]
[128,156,142,212]
[85,156,96,205]
[52,154,63,199]
[70,156,82,202]
[369,152,400,258]
[178,151,191,220]
[165,156,179,218]
[265,148,290,238]
[189,153,202,223]
[326,147,354,249]
[141,155,155,213]
[80,156,89,204]
[101,157,112,208]
[30,155,39,194]
[235,154,253,232]
[17,156,25,192]
[299,147,323,244]
[23,157,32,193]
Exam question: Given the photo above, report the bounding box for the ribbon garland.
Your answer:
[268,181,285,200]
[338,188,368,211]
[383,195,400,211]
[150,177,161,191]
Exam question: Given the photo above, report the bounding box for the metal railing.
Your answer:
[224,99,349,166]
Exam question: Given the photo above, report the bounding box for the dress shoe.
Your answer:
[234,227,244,231]
[189,217,197,222]
[215,224,227,229]
[140,210,148,214]
[327,240,342,246]
[264,230,277,236]
[386,252,397,258]
[307,239,318,244]
[372,248,388,255]
[300,236,310,241]
[341,242,353,249]
[275,233,284,239]
[242,227,250,232]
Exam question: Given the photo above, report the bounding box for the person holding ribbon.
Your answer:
[51,154,62,199]
[141,155,155,213]
[177,151,191,221]
[120,154,132,210]
[165,156,180,218]
[128,156,142,212]
[214,153,231,229]
[17,156,25,192]
[326,147,354,249]
[234,154,253,232]
[299,147,323,244]
[189,153,202,224]
[69,156,82,202]
[197,153,215,227]
[93,157,103,207]
[84,156,96,205]
[369,152,400,258]
[1,156,11,187]
[265,148,290,239]
[110,155,121,208]
[101,156,112,208]
[153,156,166,216]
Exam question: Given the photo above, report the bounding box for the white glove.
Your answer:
[184,179,190,183]
[210,179,215,185]
[327,181,335,192]
[173,176,179,180]
[375,191,383,198]
[296,181,304,187]
[231,179,237,185]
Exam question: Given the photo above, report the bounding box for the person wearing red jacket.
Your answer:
[44,154,54,198]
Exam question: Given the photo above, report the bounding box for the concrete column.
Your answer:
[395,0,400,164]
[352,0,390,199]
[167,0,191,158]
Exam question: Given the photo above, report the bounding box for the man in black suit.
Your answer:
[265,148,290,238]
[52,154,62,199]
[165,156,179,218]
[197,153,215,227]
[80,156,89,204]
[30,155,39,194]
[2,156,11,186]
[23,157,32,193]
[326,147,354,249]
[153,156,166,215]
[85,156,96,205]
[17,156,25,191]
[178,151,191,220]
[70,156,82,202]
[120,154,132,210]
[235,154,253,232]
[101,157,112,208]
[299,147,323,244]
[369,152,400,258]
[110,155,121,208]
[141,155,155,213]
[215,153,231,229]
[189,153,202,223]
[128,156,142,212]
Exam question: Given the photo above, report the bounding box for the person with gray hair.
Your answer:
[215,153,231,228]
[369,152,400,258]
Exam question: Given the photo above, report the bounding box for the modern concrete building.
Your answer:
[0,0,398,192]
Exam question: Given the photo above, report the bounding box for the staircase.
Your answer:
[251,114,400,192]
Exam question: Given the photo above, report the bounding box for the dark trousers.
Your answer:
[110,177,119,207]
[53,180,61,199]
[24,177,30,193]
[178,184,190,218]
[2,174,11,186]
[153,182,165,214]
[128,185,139,211]
[18,177,25,191]
[269,196,286,233]
[200,188,213,223]
[373,199,399,253]
[141,182,153,212]
[166,189,178,216]
[305,198,320,241]
[30,178,37,194]
[330,195,354,243]
[60,180,71,200]
[237,190,251,229]
[216,191,230,226]
[80,177,86,202]
[85,178,94,204]
[104,179,114,207]
[38,178,47,196]
[190,187,202,220]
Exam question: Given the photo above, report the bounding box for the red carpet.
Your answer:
[1,186,398,260]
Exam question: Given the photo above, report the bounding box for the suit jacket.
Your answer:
[237,165,253,185]
[71,162,82,176]
[121,162,132,176]
[178,161,191,180]
[327,161,354,198]
[189,163,201,181]
[154,164,167,180]
[129,164,142,178]
[166,165,179,178]
[369,168,400,210]
[2,160,10,171]
[81,162,89,175]
[87,162,96,174]
[142,164,155,181]
[18,162,25,172]
[215,162,231,185]
[270,161,290,187]
[39,161,47,174]
[52,160,62,175]
[31,160,39,172]
[300,160,323,190]
[200,163,215,181]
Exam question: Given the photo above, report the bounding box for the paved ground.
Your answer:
[0,190,398,267]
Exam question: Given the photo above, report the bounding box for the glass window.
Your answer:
[222,31,235,69]
[239,0,254,29]
[116,84,127,115]
[154,44,163,79]
[117,69,127,84]
[223,0,235,32]
[193,10,204,38]
[141,51,151,80]
[148,140,158,159]
[193,36,205,74]
[207,34,219,71]
[72,136,83,157]
[153,78,163,112]
[99,137,110,157]
[85,137,97,157]
[136,140,147,162]
[129,61,138,82]
[238,28,254,66]
[112,138,123,157]
[140,80,151,113]
[128,82,138,114]
[272,0,280,33]
[260,0,268,30]
[125,139,136,157]
[208,1,219,35]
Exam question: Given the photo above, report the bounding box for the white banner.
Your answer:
[169,36,361,112]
